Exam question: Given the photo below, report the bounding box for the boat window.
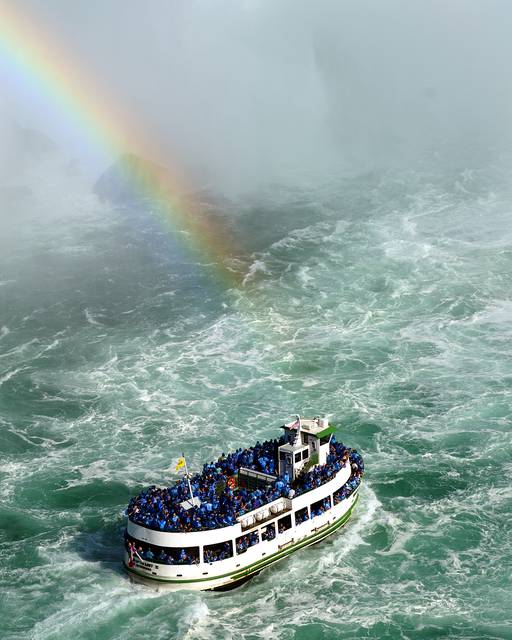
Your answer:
[277,514,292,533]
[261,522,276,541]
[333,486,346,505]
[294,452,301,463]
[302,449,309,460]
[236,531,259,554]
[279,451,287,460]
[320,436,330,445]
[295,506,309,525]
[125,534,199,565]
[310,496,331,518]
[203,540,233,563]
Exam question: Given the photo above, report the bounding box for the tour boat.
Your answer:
[124,416,364,590]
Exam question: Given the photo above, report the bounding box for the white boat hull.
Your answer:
[124,481,360,591]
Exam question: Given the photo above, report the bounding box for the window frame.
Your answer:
[235,531,260,555]
[203,540,234,563]
[277,514,292,533]
[310,495,332,518]
[294,506,309,526]
[125,534,200,565]
[261,522,276,542]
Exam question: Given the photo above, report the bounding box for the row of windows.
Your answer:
[127,492,341,565]
[295,449,309,463]
[279,448,311,465]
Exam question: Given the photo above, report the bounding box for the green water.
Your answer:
[1,155,512,639]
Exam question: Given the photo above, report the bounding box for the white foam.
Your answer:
[333,485,380,559]
[84,308,104,326]
[0,338,39,361]
[177,600,210,639]
[468,300,512,326]
[0,367,21,386]
[242,259,270,286]
[297,265,314,286]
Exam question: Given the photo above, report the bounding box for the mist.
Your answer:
[2,0,512,199]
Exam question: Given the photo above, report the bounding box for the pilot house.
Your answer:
[278,417,337,481]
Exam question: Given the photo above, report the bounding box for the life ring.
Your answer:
[227,476,236,489]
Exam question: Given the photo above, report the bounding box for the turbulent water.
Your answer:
[1,152,512,640]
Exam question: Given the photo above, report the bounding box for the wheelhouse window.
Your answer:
[125,534,199,565]
[294,452,301,463]
[261,522,276,541]
[236,531,259,554]
[277,514,292,533]
[295,506,309,526]
[204,540,233,563]
[302,449,309,460]
[310,496,331,518]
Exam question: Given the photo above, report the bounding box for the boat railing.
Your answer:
[238,497,292,531]
[278,539,295,551]
[311,521,330,534]
[237,467,277,490]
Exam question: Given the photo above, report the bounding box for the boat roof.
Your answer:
[282,418,338,440]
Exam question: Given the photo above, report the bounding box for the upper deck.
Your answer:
[126,424,364,535]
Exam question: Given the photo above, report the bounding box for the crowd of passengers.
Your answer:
[236,531,259,554]
[311,497,332,518]
[213,439,278,476]
[295,508,309,525]
[126,436,364,533]
[126,538,199,565]
[126,473,364,565]
[204,541,232,563]
[333,475,361,504]
[293,441,363,497]
[261,524,276,541]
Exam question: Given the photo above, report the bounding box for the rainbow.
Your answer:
[0,3,243,286]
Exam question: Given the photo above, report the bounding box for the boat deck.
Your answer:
[127,437,363,535]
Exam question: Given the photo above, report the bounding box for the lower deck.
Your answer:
[124,483,360,590]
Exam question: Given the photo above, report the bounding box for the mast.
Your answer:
[183,453,195,507]
[295,414,301,445]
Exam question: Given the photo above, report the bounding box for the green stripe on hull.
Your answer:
[125,493,359,586]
